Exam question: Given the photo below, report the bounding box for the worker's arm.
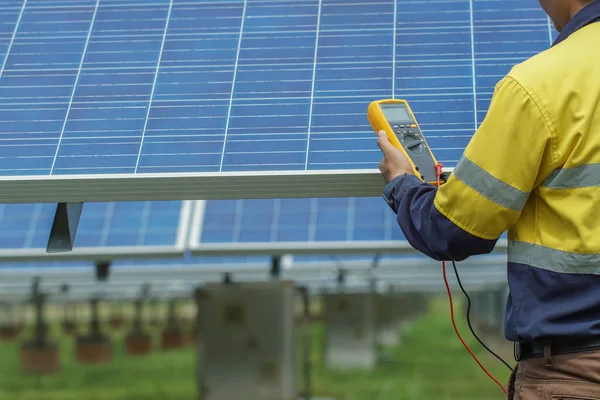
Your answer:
[380,75,555,261]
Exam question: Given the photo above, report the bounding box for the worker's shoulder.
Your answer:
[505,45,566,95]
[505,24,600,96]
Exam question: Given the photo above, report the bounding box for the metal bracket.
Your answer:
[95,261,111,281]
[270,255,281,279]
[132,298,144,333]
[222,272,233,285]
[46,202,84,253]
[336,269,346,288]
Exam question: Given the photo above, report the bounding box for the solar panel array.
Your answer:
[191,0,556,251]
[0,0,558,269]
[0,0,557,179]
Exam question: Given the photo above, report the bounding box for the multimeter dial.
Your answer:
[403,134,424,154]
[393,125,424,154]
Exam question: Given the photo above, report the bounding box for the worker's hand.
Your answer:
[376,130,414,183]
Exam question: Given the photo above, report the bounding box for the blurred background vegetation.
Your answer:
[0,296,513,400]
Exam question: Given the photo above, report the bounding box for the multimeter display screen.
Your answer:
[381,104,413,122]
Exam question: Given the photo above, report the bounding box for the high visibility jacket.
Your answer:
[383,1,600,343]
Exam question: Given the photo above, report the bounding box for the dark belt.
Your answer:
[515,337,600,361]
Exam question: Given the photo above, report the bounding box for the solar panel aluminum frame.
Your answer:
[188,238,508,257]
[0,200,194,262]
[0,168,453,204]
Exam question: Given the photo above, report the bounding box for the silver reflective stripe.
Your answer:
[542,163,600,189]
[508,241,600,275]
[453,156,529,211]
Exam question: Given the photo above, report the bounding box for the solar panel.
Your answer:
[186,0,553,256]
[0,200,192,261]
[189,196,510,256]
[0,0,557,204]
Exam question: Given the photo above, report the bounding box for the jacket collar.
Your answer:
[553,0,600,46]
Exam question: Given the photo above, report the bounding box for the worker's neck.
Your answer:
[554,0,600,32]
[572,0,594,15]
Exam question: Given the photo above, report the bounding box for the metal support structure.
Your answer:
[46,202,84,253]
[95,262,111,281]
[131,298,144,334]
[336,269,346,288]
[89,298,101,338]
[165,298,179,330]
[59,284,77,333]
[74,295,112,365]
[20,277,59,374]
[130,284,150,333]
[270,256,281,280]
[0,169,411,204]
[161,297,186,350]
[31,278,48,346]
[1,201,193,263]
[222,273,233,286]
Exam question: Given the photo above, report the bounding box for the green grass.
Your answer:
[309,298,513,400]
[0,297,513,400]
[0,328,197,400]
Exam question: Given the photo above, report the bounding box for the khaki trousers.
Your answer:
[507,349,600,400]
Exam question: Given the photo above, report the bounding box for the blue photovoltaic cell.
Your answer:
[196,0,553,249]
[0,0,557,177]
[0,201,182,250]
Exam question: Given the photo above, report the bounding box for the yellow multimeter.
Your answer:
[368,99,446,185]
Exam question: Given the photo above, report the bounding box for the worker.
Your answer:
[376,0,600,398]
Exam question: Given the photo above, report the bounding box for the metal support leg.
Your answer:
[270,256,281,279]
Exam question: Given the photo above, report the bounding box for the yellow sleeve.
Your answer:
[434,75,555,240]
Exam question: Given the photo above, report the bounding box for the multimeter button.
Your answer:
[410,124,417,128]
[393,125,400,129]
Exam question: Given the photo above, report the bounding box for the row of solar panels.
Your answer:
[0,0,549,272]
[0,196,510,272]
